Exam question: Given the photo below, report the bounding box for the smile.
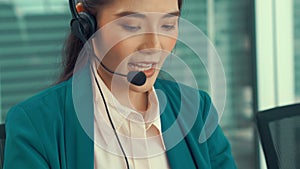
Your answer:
[128,62,156,71]
[128,62,157,78]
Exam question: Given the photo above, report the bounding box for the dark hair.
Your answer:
[58,0,183,82]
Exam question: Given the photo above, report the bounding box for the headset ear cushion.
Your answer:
[78,12,97,38]
[70,11,96,42]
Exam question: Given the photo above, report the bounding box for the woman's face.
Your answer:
[94,0,179,93]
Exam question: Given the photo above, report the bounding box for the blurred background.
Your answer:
[0,0,299,168]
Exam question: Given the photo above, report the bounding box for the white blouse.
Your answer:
[92,65,170,169]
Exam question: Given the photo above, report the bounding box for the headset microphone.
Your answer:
[127,71,147,86]
[100,62,146,86]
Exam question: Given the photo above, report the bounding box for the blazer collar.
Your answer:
[65,67,94,169]
[156,85,197,169]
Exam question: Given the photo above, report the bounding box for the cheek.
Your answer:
[102,40,137,68]
[161,36,178,52]
[102,45,125,69]
[109,39,138,58]
[94,23,132,57]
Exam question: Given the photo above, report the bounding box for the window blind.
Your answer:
[0,2,70,121]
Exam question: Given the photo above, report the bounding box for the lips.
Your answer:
[128,62,154,71]
[128,62,157,78]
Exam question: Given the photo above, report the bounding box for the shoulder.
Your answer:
[6,79,73,127]
[154,79,236,168]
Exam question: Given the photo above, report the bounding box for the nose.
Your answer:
[139,33,162,55]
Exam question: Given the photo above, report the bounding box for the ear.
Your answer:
[76,2,84,13]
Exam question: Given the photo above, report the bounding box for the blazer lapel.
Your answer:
[158,94,197,169]
[65,65,94,169]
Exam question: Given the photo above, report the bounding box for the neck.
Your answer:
[128,90,148,112]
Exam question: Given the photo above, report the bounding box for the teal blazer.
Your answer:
[4,78,236,169]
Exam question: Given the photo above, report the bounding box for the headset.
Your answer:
[68,1,131,168]
[69,0,97,43]
[68,0,146,86]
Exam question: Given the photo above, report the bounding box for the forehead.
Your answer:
[96,0,179,26]
[98,0,179,17]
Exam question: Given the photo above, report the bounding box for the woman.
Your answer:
[3,0,237,168]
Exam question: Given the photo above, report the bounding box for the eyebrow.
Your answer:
[115,11,180,19]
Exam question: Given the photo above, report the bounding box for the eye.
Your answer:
[121,24,141,32]
[161,24,176,31]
